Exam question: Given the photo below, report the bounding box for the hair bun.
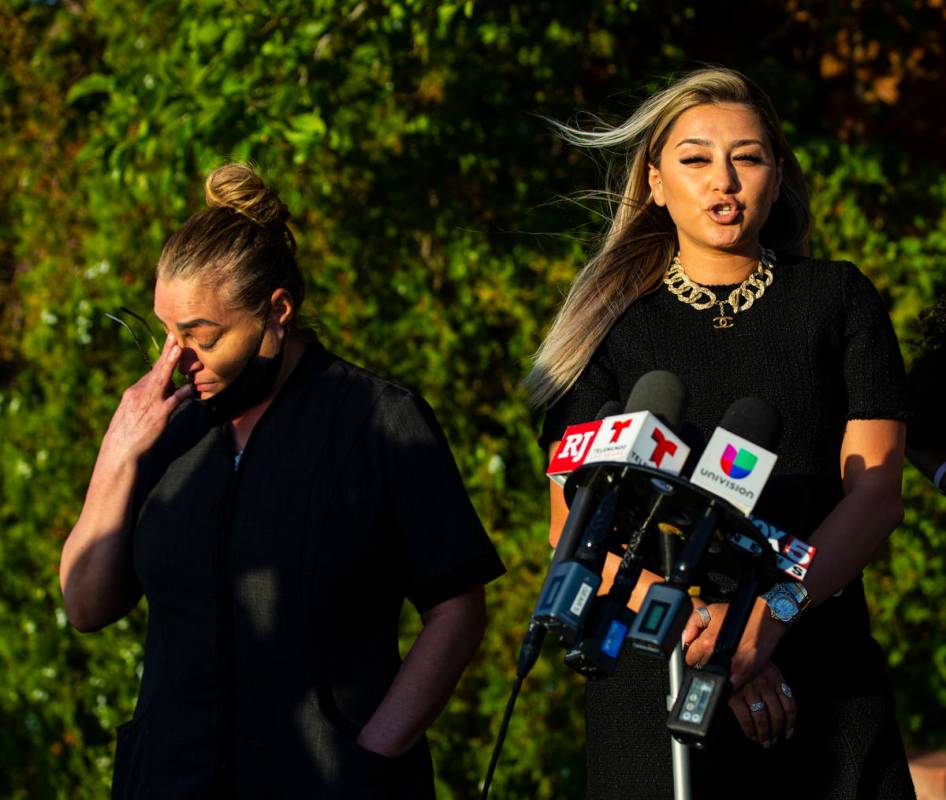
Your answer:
[204,163,290,227]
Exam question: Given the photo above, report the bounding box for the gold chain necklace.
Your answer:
[663,248,776,330]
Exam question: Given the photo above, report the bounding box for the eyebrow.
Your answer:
[177,318,222,331]
[153,314,223,331]
[675,137,767,149]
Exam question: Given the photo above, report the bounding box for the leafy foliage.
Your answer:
[2,1,946,797]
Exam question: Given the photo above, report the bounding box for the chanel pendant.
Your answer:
[713,302,734,330]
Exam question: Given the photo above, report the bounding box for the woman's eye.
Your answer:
[196,340,219,352]
[680,155,709,165]
[734,153,764,164]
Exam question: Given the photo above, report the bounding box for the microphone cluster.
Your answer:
[520,371,817,746]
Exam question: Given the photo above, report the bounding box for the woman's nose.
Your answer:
[177,348,201,374]
[711,161,740,194]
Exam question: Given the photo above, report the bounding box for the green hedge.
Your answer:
[2,2,945,797]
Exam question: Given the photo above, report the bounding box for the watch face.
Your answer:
[772,596,797,621]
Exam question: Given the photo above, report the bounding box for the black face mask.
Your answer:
[200,319,285,422]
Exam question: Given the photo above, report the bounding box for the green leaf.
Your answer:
[65,74,113,104]
[196,21,222,45]
[287,113,327,141]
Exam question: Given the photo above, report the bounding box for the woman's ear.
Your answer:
[269,288,294,336]
[648,164,665,207]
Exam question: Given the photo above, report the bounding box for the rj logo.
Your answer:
[560,430,595,463]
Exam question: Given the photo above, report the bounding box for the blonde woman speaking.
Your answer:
[529,68,914,800]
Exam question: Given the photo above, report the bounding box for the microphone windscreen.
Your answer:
[594,400,624,419]
[623,370,688,430]
[718,397,782,451]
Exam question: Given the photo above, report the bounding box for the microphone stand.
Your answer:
[668,646,691,800]
[660,530,692,800]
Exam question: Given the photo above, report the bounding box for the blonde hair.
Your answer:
[525,68,811,408]
[157,163,304,319]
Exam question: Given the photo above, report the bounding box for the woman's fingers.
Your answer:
[759,662,796,742]
[729,663,797,747]
[104,335,191,460]
[774,674,797,739]
[153,332,175,371]
[741,681,772,746]
[681,605,710,649]
[684,634,714,668]
[684,603,727,666]
[165,381,194,409]
[728,693,756,741]
[153,335,181,392]
[754,682,784,746]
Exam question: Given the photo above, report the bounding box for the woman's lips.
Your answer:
[194,381,217,393]
[707,202,743,224]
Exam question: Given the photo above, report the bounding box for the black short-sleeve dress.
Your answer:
[112,337,505,799]
[540,255,915,800]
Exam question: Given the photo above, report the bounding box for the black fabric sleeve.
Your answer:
[378,389,505,613]
[840,264,909,421]
[538,339,620,451]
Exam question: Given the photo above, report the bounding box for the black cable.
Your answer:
[480,675,523,799]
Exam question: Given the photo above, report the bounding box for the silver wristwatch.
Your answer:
[761,581,810,626]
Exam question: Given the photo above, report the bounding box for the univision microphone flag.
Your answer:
[689,428,777,515]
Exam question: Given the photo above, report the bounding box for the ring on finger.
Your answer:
[749,699,765,713]
[695,606,711,628]
[779,682,793,699]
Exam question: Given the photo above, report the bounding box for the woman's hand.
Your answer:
[682,601,729,667]
[60,335,191,632]
[728,661,796,747]
[681,598,717,652]
[683,598,788,688]
[101,334,192,462]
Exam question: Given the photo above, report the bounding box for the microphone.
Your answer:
[487,379,691,800]
[654,399,789,746]
[630,397,782,660]
[562,377,696,677]
[547,371,690,486]
[545,403,622,488]
[547,400,623,570]
[688,396,781,515]
[516,400,626,680]
[535,372,690,648]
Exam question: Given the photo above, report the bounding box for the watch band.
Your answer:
[784,580,810,612]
